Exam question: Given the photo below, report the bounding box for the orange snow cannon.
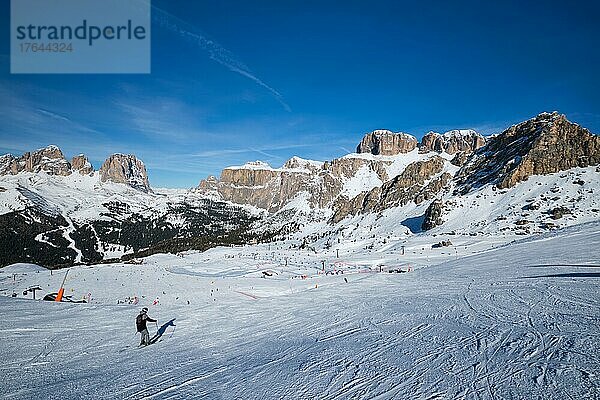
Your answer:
[55,287,64,302]
[55,270,70,302]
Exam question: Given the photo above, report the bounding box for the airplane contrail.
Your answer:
[151,4,291,112]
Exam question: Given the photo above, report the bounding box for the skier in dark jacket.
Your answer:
[136,307,157,346]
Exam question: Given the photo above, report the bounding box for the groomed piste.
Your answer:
[1,221,598,399]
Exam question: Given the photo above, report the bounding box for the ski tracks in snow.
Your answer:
[1,225,600,399]
[108,274,600,398]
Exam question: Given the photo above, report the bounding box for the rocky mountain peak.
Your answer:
[37,144,63,157]
[455,112,600,191]
[0,145,72,176]
[71,154,94,175]
[357,130,418,155]
[24,145,72,175]
[99,154,151,193]
[443,129,478,136]
[420,129,485,155]
[283,156,323,171]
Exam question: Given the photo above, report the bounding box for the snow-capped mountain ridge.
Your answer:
[0,112,598,269]
[199,111,598,247]
[199,122,489,217]
[0,145,153,193]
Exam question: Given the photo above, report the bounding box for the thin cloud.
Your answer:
[151,5,291,112]
[116,100,197,141]
[249,147,281,160]
[189,143,311,158]
[36,108,72,123]
[115,96,238,144]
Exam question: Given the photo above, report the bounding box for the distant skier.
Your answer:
[136,307,157,346]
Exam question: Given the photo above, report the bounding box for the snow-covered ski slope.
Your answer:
[1,222,599,399]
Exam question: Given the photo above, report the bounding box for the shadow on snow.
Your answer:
[151,318,176,344]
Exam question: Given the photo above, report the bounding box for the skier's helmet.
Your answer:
[141,307,148,313]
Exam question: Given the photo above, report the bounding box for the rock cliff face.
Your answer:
[331,156,450,222]
[357,130,418,155]
[0,145,72,176]
[357,128,484,156]
[421,200,445,230]
[220,162,279,187]
[0,154,18,175]
[455,112,600,191]
[200,157,391,213]
[418,112,600,232]
[420,130,486,154]
[201,125,483,217]
[200,126,486,221]
[0,145,97,177]
[283,156,323,172]
[22,145,72,176]
[198,175,218,190]
[199,151,455,226]
[99,154,151,193]
[0,146,155,192]
[71,155,94,175]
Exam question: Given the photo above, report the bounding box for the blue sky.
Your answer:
[1,0,600,188]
